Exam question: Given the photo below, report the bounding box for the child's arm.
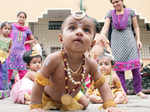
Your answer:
[30,54,58,110]
[89,58,116,109]
[8,39,12,56]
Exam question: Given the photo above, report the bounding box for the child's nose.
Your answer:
[101,64,106,68]
[76,28,83,37]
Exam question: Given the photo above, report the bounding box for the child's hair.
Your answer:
[0,21,11,29]
[23,50,42,66]
[17,11,27,18]
[61,11,98,39]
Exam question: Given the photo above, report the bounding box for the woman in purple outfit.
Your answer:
[95,0,147,98]
[7,11,35,83]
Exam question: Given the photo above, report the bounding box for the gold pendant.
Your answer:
[61,94,73,105]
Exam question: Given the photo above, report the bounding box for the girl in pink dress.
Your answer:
[10,50,42,104]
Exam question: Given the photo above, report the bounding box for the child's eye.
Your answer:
[99,63,103,66]
[104,62,109,66]
[83,28,91,33]
[68,25,76,30]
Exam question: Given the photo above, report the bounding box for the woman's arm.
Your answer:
[24,35,35,45]
[132,16,142,49]
[132,16,140,41]
[100,18,111,36]
[95,18,111,45]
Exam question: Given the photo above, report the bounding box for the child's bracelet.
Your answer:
[30,103,43,110]
[35,73,52,86]
[94,75,105,88]
[102,99,116,109]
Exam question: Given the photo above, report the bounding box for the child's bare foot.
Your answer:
[136,92,148,99]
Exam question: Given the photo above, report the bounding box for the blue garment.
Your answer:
[0,61,9,90]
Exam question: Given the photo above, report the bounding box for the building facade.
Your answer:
[29,9,150,59]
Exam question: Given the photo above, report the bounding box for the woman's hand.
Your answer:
[95,33,109,46]
[136,40,142,50]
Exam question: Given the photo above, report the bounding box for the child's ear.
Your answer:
[58,33,63,43]
[91,40,96,48]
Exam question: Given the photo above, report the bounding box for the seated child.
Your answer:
[30,11,123,112]
[10,50,42,104]
[86,51,128,104]
[0,22,12,99]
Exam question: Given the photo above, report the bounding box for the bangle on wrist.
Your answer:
[30,103,43,110]
[102,99,116,109]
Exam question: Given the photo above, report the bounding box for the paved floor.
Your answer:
[0,95,150,112]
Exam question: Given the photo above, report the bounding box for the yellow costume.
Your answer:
[86,73,124,101]
[42,91,84,111]
[30,73,84,111]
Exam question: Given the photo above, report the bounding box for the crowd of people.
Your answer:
[0,0,149,112]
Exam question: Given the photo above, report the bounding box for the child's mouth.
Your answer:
[73,38,83,44]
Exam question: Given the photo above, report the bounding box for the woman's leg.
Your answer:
[116,71,127,93]
[131,68,142,94]
[131,68,147,98]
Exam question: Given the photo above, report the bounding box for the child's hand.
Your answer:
[30,108,45,112]
[105,107,127,112]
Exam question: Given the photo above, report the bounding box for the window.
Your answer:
[50,46,61,53]
[48,21,63,30]
[146,23,150,31]
[96,22,104,33]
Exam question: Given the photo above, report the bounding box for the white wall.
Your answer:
[0,0,150,23]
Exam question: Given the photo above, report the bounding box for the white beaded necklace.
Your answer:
[62,50,86,85]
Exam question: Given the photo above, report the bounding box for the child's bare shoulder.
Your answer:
[43,51,62,68]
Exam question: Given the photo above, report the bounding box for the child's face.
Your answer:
[60,16,95,53]
[98,57,112,75]
[29,57,42,72]
[1,24,11,37]
[17,13,26,25]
